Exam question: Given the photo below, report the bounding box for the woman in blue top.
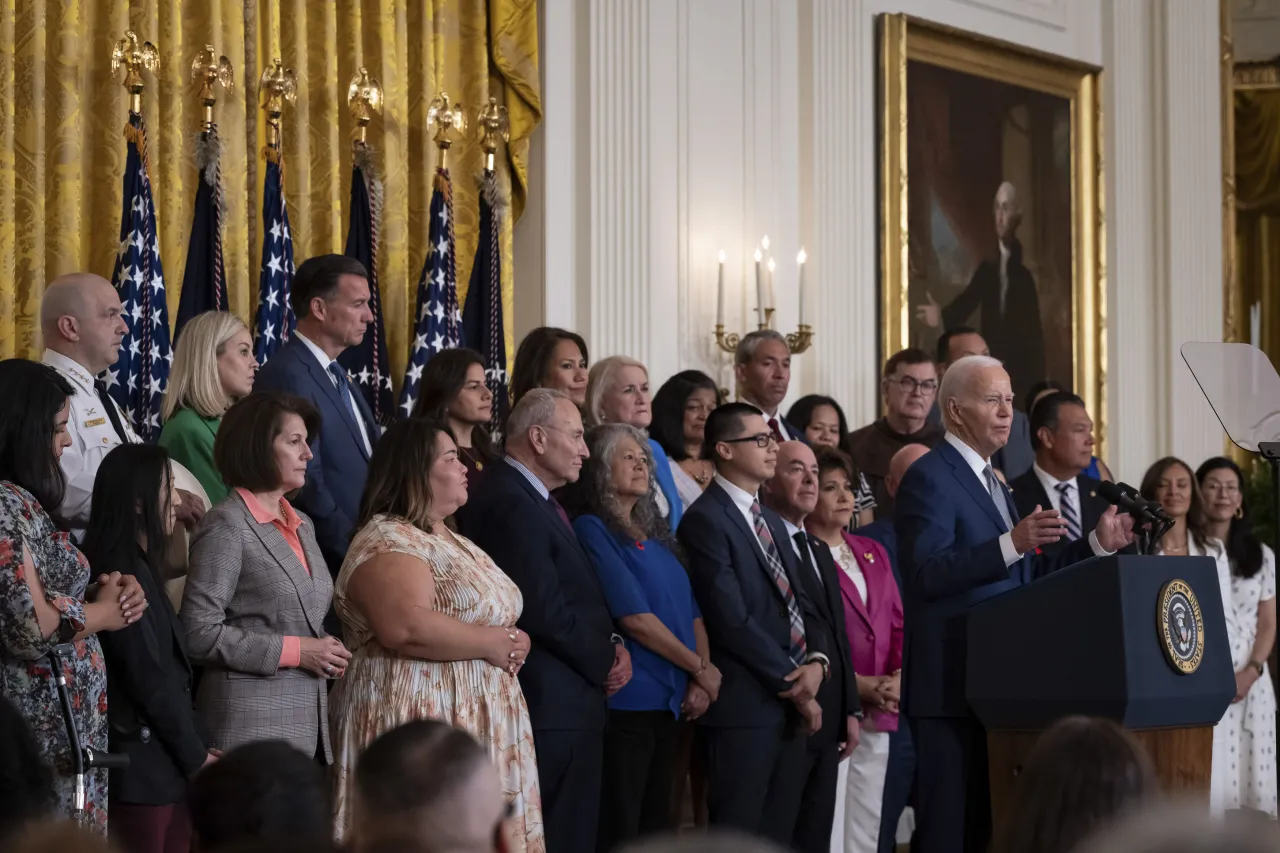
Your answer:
[584,356,684,529]
[573,423,721,851]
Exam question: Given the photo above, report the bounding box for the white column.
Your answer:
[805,0,880,427]
[1161,0,1226,466]
[1102,0,1161,483]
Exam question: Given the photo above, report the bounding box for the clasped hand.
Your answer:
[605,644,632,696]
[298,635,351,679]
[778,661,823,705]
[485,627,531,675]
[91,572,148,631]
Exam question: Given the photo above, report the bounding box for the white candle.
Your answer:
[766,257,777,311]
[797,248,807,325]
[754,248,765,328]
[716,250,726,326]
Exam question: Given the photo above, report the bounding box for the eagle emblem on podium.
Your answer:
[1157,579,1204,675]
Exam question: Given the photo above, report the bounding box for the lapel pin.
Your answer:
[863,551,875,563]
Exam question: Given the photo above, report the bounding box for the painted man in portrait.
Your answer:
[916,181,1046,405]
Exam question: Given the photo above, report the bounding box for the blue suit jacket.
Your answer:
[253,339,376,573]
[648,438,683,530]
[894,439,1095,718]
[456,461,616,731]
[678,480,830,729]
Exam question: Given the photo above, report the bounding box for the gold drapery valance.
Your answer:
[1236,88,1280,214]
[0,0,539,382]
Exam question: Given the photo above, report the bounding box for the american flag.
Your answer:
[174,126,228,343]
[253,150,296,364]
[398,167,462,415]
[462,170,509,430]
[338,147,394,424]
[106,113,171,442]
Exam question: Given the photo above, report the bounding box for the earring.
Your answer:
[1235,506,1244,519]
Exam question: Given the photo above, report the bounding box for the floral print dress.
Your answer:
[328,515,544,852]
[0,482,108,831]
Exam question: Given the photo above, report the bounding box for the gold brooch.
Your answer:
[863,552,875,563]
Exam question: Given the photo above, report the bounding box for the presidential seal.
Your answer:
[1158,579,1204,674]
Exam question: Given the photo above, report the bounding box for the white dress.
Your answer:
[1212,542,1278,816]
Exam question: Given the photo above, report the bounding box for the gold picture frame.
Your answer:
[879,14,1105,456]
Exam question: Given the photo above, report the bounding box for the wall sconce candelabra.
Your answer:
[714,236,813,354]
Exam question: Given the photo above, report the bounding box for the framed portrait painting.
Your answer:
[878,14,1105,452]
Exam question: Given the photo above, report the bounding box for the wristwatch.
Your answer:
[1250,659,1265,676]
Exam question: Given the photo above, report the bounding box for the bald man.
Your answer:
[41,274,203,536]
[914,181,1046,403]
[349,721,514,853]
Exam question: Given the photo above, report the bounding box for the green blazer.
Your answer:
[159,408,227,504]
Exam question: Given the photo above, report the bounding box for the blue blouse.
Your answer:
[649,439,683,530]
[574,514,700,716]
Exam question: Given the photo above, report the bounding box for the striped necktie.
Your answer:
[1056,481,1082,541]
[983,464,1014,533]
[750,500,807,667]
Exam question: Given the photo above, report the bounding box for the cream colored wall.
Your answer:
[515,0,1228,484]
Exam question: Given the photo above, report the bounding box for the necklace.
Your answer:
[458,445,484,471]
[685,459,712,485]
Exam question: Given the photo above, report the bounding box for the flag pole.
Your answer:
[252,59,298,364]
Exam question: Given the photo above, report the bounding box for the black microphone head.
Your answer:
[1098,480,1128,504]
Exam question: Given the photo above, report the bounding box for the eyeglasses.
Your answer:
[887,376,938,395]
[721,432,776,449]
[1201,482,1241,497]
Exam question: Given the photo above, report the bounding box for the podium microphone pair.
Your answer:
[1097,481,1174,546]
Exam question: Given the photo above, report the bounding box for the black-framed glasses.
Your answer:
[886,376,938,395]
[721,432,775,449]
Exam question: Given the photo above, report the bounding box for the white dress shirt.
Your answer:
[1032,462,1075,515]
[295,331,372,456]
[714,472,760,543]
[944,432,1112,566]
[43,349,141,535]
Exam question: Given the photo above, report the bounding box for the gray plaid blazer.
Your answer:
[180,490,333,761]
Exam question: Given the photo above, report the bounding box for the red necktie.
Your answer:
[548,494,572,530]
[768,417,784,443]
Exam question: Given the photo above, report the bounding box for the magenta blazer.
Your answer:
[835,531,904,732]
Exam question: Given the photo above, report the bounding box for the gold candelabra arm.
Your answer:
[476,97,510,172]
[785,324,814,355]
[714,324,742,354]
[347,67,383,145]
[111,31,160,114]
[191,45,233,130]
[427,92,467,169]
[259,59,298,149]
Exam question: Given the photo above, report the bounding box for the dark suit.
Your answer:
[780,529,862,853]
[98,554,208,806]
[677,481,832,847]
[895,439,1097,853]
[1009,468,1109,557]
[940,242,1045,403]
[253,338,376,574]
[456,460,616,853]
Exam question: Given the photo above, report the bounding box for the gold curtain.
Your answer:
[0,0,539,382]
[1235,87,1280,360]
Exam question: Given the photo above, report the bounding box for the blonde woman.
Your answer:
[583,355,683,528]
[159,312,258,504]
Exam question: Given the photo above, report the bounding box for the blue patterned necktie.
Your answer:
[983,464,1014,533]
[328,362,358,421]
[750,500,807,667]
[1057,481,1082,541]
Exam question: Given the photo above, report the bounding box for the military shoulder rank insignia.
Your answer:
[1157,579,1204,674]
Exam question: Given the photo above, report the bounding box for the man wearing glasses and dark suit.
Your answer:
[678,402,834,847]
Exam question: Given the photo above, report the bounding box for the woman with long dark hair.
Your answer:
[572,423,716,851]
[82,444,214,852]
[0,359,143,832]
[510,327,590,409]
[411,348,497,485]
[786,394,876,527]
[1140,457,1215,558]
[650,370,721,510]
[1195,457,1276,816]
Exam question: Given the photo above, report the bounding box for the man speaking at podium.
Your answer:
[894,355,1134,853]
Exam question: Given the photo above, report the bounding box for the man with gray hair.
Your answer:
[457,388,630,853]
[915,180,1046,402]
[735,330,799,443]
[893,354,1133,853]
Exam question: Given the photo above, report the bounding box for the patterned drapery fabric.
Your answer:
[0,0,539,386]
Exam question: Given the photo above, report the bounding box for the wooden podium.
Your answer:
[967,555,1234,832]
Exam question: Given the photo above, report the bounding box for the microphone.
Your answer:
[1117,482,1172,523]
[1098,481,1160,522]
